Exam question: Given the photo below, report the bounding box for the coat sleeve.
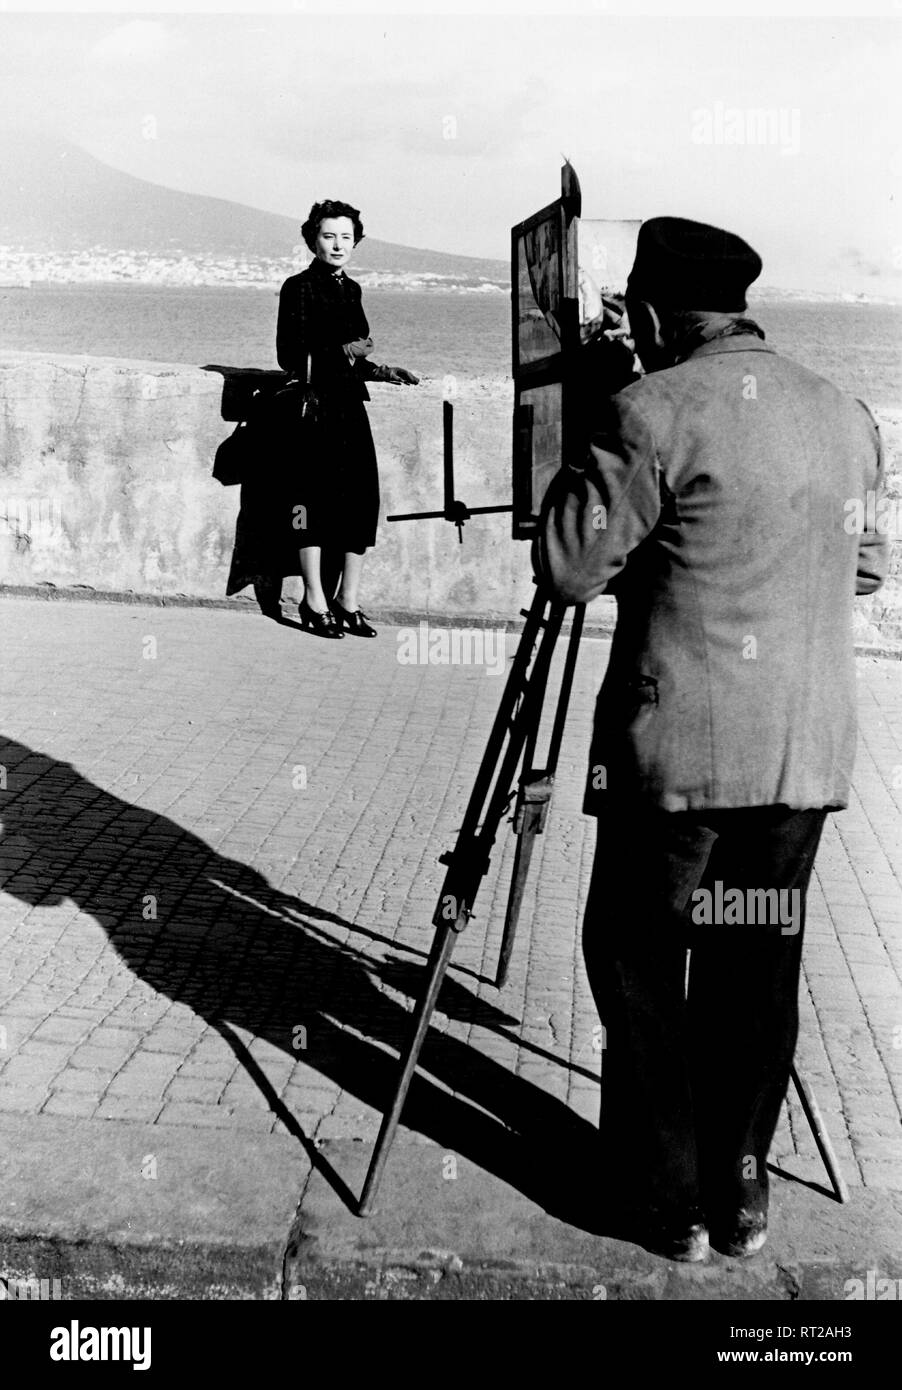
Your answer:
[276,277,304,373]
[351,295,382,381]
[533,396,663,605]
[854,399,889,596]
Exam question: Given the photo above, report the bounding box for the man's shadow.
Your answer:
[0,734,604,1230]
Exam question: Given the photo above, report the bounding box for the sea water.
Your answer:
[0,283,899,407]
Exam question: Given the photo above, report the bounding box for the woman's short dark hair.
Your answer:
[301,200,365,252]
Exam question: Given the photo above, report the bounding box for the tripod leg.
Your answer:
[495,605,586,988]
[358,920,459,1215]
[496,824,537,989]
[790,1064,849,1203]
[496,789,547,988]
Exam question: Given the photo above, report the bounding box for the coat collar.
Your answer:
[684,334,775,360]
[306,255,346,284]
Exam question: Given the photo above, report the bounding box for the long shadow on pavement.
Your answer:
[0,734,604,1232]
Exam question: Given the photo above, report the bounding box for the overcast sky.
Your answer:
[1,5,899,294]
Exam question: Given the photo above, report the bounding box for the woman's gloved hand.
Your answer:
[370,363,420,384]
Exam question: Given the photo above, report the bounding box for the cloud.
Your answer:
[87,21,178,68]
[252,69,540,166]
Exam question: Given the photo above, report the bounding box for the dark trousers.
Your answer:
[583,802,828,1223]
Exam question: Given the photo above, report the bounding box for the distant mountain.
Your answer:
[0,135,508,280]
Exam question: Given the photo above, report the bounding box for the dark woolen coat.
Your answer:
[226,257,380,595]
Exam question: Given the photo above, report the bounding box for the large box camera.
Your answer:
[511,165,640,539]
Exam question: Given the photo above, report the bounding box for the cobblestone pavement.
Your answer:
[0,596,900,1198]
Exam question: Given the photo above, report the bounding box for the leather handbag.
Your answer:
[212,420,255,486]
[212,374,281,487]
[211,356,318,486]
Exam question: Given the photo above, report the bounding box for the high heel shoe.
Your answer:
[332,600,377,638]
[299,598,344,639]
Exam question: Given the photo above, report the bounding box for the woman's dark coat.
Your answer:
[226,256,380,594]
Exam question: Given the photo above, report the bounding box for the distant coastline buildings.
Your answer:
[0,246,510,294]
[0,247,890,304]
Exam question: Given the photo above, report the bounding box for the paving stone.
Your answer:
[42,1092,100,1118]
[857,1158,902,1191]
[1,1054,66,1086]
[104,1068,171,1099]
[30,1017,94,1046]
[0,1085,48,1113]
[69,1045,135,1071]
[141,1032,198,1056]
[94,1096,164,1123]
[156,1101,238,1128]
[163,1076,222,1104]
[51,1068,110,1094]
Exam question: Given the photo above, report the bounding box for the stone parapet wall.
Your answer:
[0,351,898,646]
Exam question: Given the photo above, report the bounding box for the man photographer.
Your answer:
[534,217,888,1262]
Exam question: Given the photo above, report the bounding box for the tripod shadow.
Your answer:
[379,958,599,1084]
[0,734,605,1231]
[766,1162,835,1203]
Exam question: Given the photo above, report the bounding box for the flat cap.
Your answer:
[626,216,762,311]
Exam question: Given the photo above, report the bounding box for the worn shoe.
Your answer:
[711,1209,768,1258]
[645,1218,710,1263]
[332,600,377,637]
[622,1200,710,1262]
[299,599,344,638]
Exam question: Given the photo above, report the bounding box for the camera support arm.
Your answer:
[386,401,513,543]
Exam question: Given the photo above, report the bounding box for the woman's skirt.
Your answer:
[226,391,380,596]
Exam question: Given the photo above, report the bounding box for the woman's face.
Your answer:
[314,217,356,269]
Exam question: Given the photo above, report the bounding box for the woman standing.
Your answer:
[227,199,419,637]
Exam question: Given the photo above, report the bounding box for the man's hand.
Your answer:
[344,337,374,360]
[578,267,605,331]
[377,365,420,385]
